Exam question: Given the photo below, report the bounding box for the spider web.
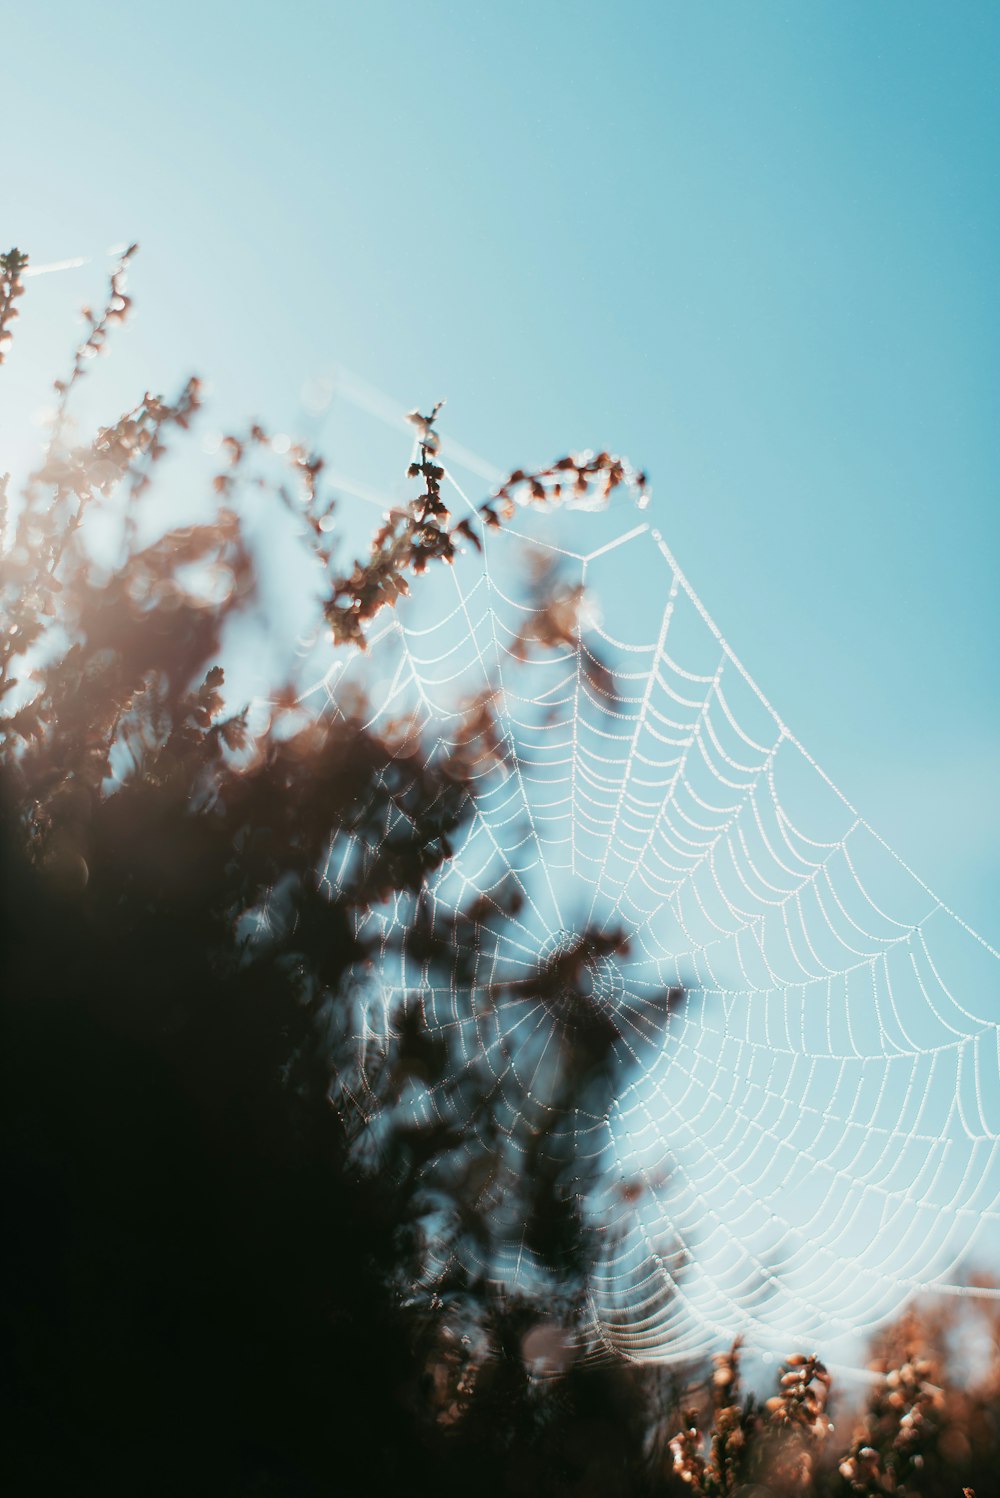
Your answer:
[299,415,1000,1369]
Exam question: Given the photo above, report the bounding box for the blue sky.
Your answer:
[4,0,998,942]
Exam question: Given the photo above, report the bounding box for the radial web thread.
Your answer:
[302,446,999,1369]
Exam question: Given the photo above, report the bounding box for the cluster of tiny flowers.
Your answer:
[669,1347,831,1496]
[0,247,29,363]
[49,244,137,439]
[839,1356,941,1496]
[669,1412,706,1489]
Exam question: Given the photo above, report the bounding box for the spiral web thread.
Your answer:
[301,407,999,1370]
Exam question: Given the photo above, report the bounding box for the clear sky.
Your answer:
[4,0,998,942]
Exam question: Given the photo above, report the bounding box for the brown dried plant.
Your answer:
[669,1342,831,1496]
[0,246,29,364]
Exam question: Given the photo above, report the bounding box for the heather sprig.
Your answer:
[0,246,29,363]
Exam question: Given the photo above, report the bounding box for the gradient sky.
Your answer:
[4,0,998,943]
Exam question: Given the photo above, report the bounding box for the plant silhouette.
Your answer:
[0,248,666,1497]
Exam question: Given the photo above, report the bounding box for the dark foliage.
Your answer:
[0,247,666,1497]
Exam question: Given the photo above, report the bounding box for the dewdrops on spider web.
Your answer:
[301,415,1000,1368]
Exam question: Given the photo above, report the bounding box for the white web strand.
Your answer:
[298,429,999,1368]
